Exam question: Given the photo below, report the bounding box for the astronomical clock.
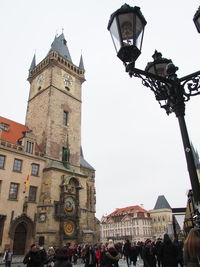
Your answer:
[55,175,80,240]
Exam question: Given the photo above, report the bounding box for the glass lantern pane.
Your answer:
[118,13,134,46]
[135,16,144,49]
[110,17,121,53]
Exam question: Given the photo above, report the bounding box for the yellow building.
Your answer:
[0,33,98,254]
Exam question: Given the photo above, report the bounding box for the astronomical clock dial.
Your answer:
[64,197,75,215]
[37,74,44,85]
[38,213,46,222]
[63,73,73,87]
[64,221,75,236]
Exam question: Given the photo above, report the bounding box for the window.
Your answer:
[0,123,9,131]
[28,186,37,202]
[0,180,2,196]
[26,141,34,154]
[63,111,68,126]
[62,147,70,162]
[0,155,5,169]
[31,163,39,176]
[13,159,22,172]
[9,183,19,200]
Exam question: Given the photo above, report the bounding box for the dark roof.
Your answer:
[49,33,72,62]
[80,147,95,170]
[29,54,36,70]
[79,55,84,70]
[154,195,171,210]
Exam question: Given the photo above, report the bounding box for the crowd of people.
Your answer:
[2,228,200,267]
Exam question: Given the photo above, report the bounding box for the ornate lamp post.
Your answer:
[194,6,200,33]
[108,4,200,226]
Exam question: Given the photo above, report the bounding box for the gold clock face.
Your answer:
[64,221,75,236]
[64,197,75,215]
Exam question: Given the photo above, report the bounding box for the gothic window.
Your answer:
[63,111,68,126]
[9,183,19,200]
[31,163,39,176]
[0,155,5,169]
[28,186,37,202]
[13,159,22,172]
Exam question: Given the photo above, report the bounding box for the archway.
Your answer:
[13,223,27,255]
[9,214,35,255]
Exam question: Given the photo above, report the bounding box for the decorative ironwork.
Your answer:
[127,64,200,116]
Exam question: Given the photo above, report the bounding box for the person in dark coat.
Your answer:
[54,247,73,267]
[123,239,131,267]
[84,245,96,267]
[155,238,162,267]
[129,243,138,266]
[100,245,107,267]
[159,234,178,267]
[173,239,183,267]
[142,240,156,267]
[23,244,42,267]
[105,240,120,267]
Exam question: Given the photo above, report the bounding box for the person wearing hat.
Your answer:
[105,239,121,267]
[3,248,13,267]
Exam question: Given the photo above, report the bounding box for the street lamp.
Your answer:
[108,4,200,226]
[194,6,200,33]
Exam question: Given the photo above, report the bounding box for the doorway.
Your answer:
[13,223,27,255]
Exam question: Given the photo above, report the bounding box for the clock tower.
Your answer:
[25,33,97,246]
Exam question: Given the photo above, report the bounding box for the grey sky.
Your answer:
[0,0,200,219]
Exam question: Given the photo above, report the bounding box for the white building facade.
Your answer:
[100,205,152,243]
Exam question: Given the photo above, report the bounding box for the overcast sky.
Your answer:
[0,0,200,220]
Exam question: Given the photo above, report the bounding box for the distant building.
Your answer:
[150,195,174,239]
[100,205,152,243]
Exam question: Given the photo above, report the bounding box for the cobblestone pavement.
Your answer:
[0,257,144,267]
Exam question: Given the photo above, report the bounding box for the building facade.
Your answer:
[0,33,98,254]
[100,205,152,243]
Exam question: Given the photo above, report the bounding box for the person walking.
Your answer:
[3,248,13,267]
[105,239,120,267]
[23,244,42,267]
[142,240,156,267]
[100,245,107,267]
[84,245,96,267]
[54,247,73,267]
[45,247,56,267]
[123,239,131,267]
[155,238,162,267]
[173,239,183,267]
[129,243,138,266]
[184,228,200,267]
[159,234,178,267]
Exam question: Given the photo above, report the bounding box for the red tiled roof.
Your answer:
[0,116,29,144]
[107,205,148,217]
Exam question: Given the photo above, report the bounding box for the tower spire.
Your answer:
[29,54,36,70]
[49,33,72,63]
[79,54,84,70]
